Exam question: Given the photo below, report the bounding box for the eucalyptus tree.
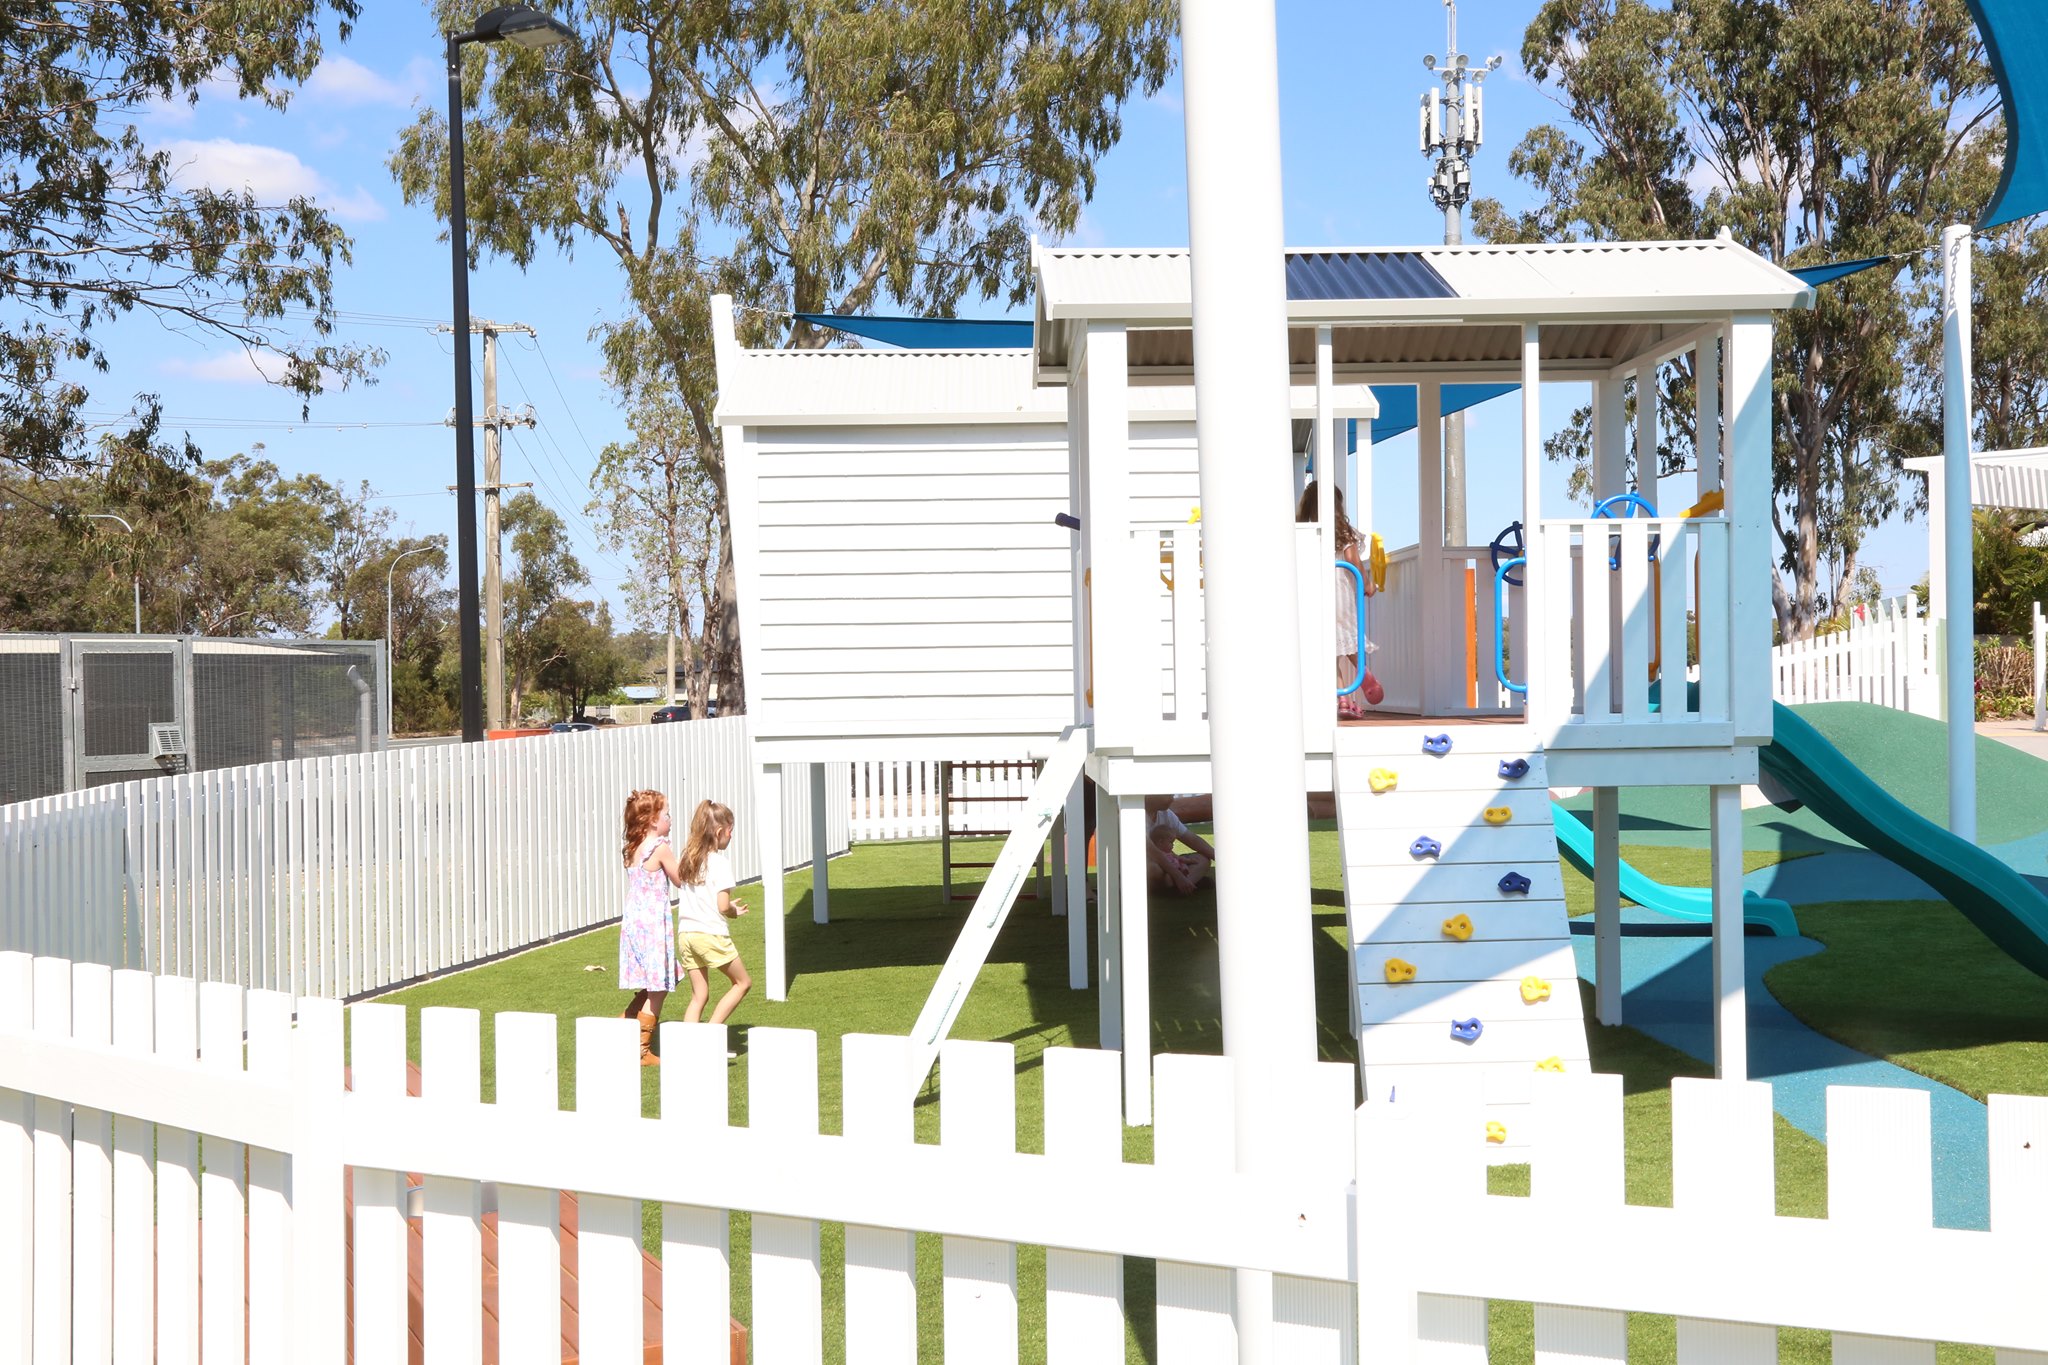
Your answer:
[2,1,381,482]
[1470,0,2004,637]
[392,0,1176,709]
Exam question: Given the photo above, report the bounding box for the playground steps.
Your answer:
[1333,724,1591,1157]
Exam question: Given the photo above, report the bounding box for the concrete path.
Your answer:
[1977,715,2048,761]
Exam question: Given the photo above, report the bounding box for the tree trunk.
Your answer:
[709,522,744,714]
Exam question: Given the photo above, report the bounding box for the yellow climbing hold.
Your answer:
[1383,957,1417,984]
[1535,1056,1566,1073]
[1188,506,1202,524]
[1368,768,1398,793]
[1485,1121,1508,1145]
[1520,976,1552,1004]
[1369,532,1388,590]
[1441,914,1474,941]
[1482,805,1512,824]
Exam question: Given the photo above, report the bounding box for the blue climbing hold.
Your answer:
[1409,836,1443,859]
[1498,758,1530,781]
[1451,1017,1484,1043]
[1422,733,1453,756]
[1498,871,1532,895]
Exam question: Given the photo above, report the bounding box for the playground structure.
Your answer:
[12,0,2048,1357]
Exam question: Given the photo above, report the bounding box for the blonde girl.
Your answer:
[1297,481,1383,716]
[619,789,685,1065]
[675,800,752,1032]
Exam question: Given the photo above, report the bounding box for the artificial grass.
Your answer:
[1763,899,2048,1103]
[373,826,1956,1362]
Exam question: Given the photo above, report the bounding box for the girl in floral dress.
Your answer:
[619,788,684,1065]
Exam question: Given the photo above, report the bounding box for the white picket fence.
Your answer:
[0,718,849,1000]
[1772,592,1939,716]
[847,757,1038,843]
[6,952,2048,1363]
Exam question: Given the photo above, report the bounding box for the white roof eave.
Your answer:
[1041,292,1811,326]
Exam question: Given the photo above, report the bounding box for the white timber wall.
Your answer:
[0,719,847,999]
[734,419,1199,740]
[7,953,2048,1362]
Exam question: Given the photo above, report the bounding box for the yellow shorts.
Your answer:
[678,931,739,972]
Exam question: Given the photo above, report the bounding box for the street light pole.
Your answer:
[445,4,574,743]
[83,512,139,633]
[386,543,437,745]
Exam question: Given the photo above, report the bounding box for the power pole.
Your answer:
[439,317,536,729]
[1420,1,1500,547]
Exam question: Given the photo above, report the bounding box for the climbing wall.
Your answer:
[1335,725,1591,1158]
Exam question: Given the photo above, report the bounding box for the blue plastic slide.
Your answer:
[1551,802,1801,936]
[1761,702,2048,980]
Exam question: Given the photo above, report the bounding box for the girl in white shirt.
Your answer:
[675,799,752,1027]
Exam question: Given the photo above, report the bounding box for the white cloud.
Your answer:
[159,349,297,385]
[305,54,436,108]
[163,137,386,221]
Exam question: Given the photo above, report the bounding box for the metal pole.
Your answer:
[447,30,485,744]
[1181,3,1315,1358]
[1941,223,1975,839]
[483,324,506,731]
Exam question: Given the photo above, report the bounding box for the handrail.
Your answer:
[1335,558,1368,697]
[1493,556,1527,695]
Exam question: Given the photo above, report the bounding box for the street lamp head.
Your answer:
[1422,54,1436,70]
[468,5,574,49]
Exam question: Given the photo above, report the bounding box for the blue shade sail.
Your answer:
[790,313,1032,349]
[1789,255,1901,288]
[1970,0,2048,228]
[1365,383,1521,444]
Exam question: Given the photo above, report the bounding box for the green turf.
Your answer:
[1762,899,2048,1103]
[1557,701,2048,853]
[374,826,1926,1362]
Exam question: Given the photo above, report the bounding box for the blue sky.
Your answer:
[83,1,1931,623]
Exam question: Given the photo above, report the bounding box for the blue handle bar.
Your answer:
[1335,558,1369,697]
[1493,557,1527,695]
[1592,492,1658,519]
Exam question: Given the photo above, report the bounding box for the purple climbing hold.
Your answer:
[1451,1017,1484,1043]
[1498,758,1530,780]
[1498,871,1532,895]
[1422,733,1453,756]
[1410,836,1443,860]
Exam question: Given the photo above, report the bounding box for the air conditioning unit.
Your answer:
[148,722,189,775]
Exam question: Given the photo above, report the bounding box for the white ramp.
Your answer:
[904,727,1088,1099]
[1335,724,1590,1158]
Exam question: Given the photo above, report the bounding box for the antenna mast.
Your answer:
[1419,0,1501,545]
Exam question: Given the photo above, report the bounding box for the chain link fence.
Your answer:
[0,634,385,803]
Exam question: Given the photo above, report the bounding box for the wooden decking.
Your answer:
[340,1063,748,1365]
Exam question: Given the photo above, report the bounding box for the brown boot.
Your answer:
[638,1009,661,1066]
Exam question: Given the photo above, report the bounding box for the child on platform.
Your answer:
[675,800,752,1037]
[1297,481,1384,717]
[619,789,683,1065]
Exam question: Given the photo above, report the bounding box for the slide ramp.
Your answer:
[1335,725,1590,1156]
[903,726,1088,1098]
[1551,804,1800,936]
[1762,703,2048,981]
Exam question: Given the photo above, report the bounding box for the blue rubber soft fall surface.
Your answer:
[1761,702,2048,981]
[1551,803,1800,936]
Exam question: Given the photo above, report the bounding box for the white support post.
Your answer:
[1592,787,1622,1026]
[1520,325,1546,720]
[1636,365,1661,512]
[1417,380,1445,712]
[1941,224,1976,840]
[1709,782,1747,1080]
[1081,325,1135,741]
[1181,6,1318,1356]
[1695,330,1723,500]
[2034,601,2045,732]
[756,762,788,1001]
[1726,314,1775,746]
[808,763,830,925]
[1065,783,1089,989]
[1097,791,1122,1052]
[1117,794,1151,1126]
[1593,377,1626,501]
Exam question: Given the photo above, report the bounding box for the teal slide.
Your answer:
[1761,702,2048,981]
[1551,803,1801,936]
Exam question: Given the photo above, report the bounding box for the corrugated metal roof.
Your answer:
[716,349,1068,425]
[1034,239,1811,326]
[1285,252,1457,301]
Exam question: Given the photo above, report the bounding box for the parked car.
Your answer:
[550,721,597,734]
[652,704,690,723]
